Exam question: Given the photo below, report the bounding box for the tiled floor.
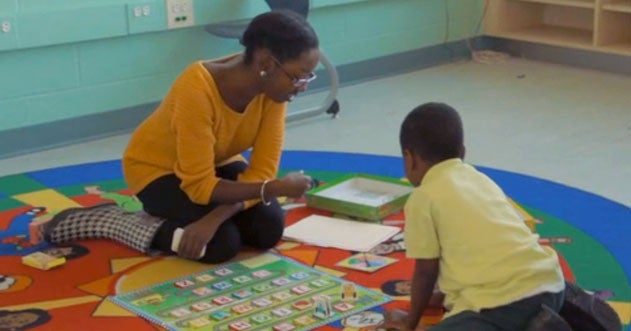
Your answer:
[1,57,629,206]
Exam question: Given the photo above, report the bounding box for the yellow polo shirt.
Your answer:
[404,158,564,318]
[123,59,286,208]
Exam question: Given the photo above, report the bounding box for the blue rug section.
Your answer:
[23,151,630,284]
[27,159,123,187]
[279,151,406,178]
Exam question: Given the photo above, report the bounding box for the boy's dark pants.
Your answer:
[432,290,565,331]
[137,161,285,264]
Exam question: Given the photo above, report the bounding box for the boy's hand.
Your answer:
[381,309,427,331]
[382,309,410,331]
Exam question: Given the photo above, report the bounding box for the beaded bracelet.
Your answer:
[260,179,271,206]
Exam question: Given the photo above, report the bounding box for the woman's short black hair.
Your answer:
[399,102,464,163]
[241,10,319,64]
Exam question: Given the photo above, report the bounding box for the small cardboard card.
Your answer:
[336,253,398,273]
[22,251,66,270]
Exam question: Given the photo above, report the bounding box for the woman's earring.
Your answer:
[259,70,267,77]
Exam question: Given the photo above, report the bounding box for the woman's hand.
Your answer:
[269,171,313,199]
[178,218,220,259]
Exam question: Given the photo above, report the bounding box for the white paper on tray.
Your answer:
[282,214,401,252]
[312,177,412,207]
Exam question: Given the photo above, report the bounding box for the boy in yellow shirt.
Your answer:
[383,102,621,330]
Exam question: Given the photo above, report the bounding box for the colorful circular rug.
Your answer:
[0,151,629,331]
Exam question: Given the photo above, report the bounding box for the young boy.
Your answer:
[383,102,621,330]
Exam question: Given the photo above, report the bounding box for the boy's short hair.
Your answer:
[399,102,464,162]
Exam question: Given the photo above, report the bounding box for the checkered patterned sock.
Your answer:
[43,203,165,253]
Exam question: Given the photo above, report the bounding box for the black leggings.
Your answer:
[136,161,285,264]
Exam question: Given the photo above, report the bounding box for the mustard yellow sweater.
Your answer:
[122,60,286,208]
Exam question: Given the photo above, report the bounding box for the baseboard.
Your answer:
[325,38,477,88]
[0,102,159,159]
[481,36,631,76]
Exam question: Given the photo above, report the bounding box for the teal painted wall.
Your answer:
[0,0,484,132]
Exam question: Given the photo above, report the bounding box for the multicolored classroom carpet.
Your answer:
[0,151,629,331]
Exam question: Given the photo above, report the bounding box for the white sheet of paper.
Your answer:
[282,215,401,252]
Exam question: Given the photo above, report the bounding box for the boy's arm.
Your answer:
[407,258,440,330]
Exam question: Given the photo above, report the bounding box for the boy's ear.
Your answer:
[403,149,419,169]
[403,149,413,163]
[403,148,411,159]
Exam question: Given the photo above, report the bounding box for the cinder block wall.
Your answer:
[0,0,483,140]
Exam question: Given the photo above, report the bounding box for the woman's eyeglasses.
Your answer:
[270,56,317,87]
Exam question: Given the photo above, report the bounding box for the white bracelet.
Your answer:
[260,179,271,206]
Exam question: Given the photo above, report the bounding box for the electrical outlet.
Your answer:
[1,21,11,33]
[127,2,164,34]
[0,18,17,51]
[166,0,194,29]
[133,5,152,17]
